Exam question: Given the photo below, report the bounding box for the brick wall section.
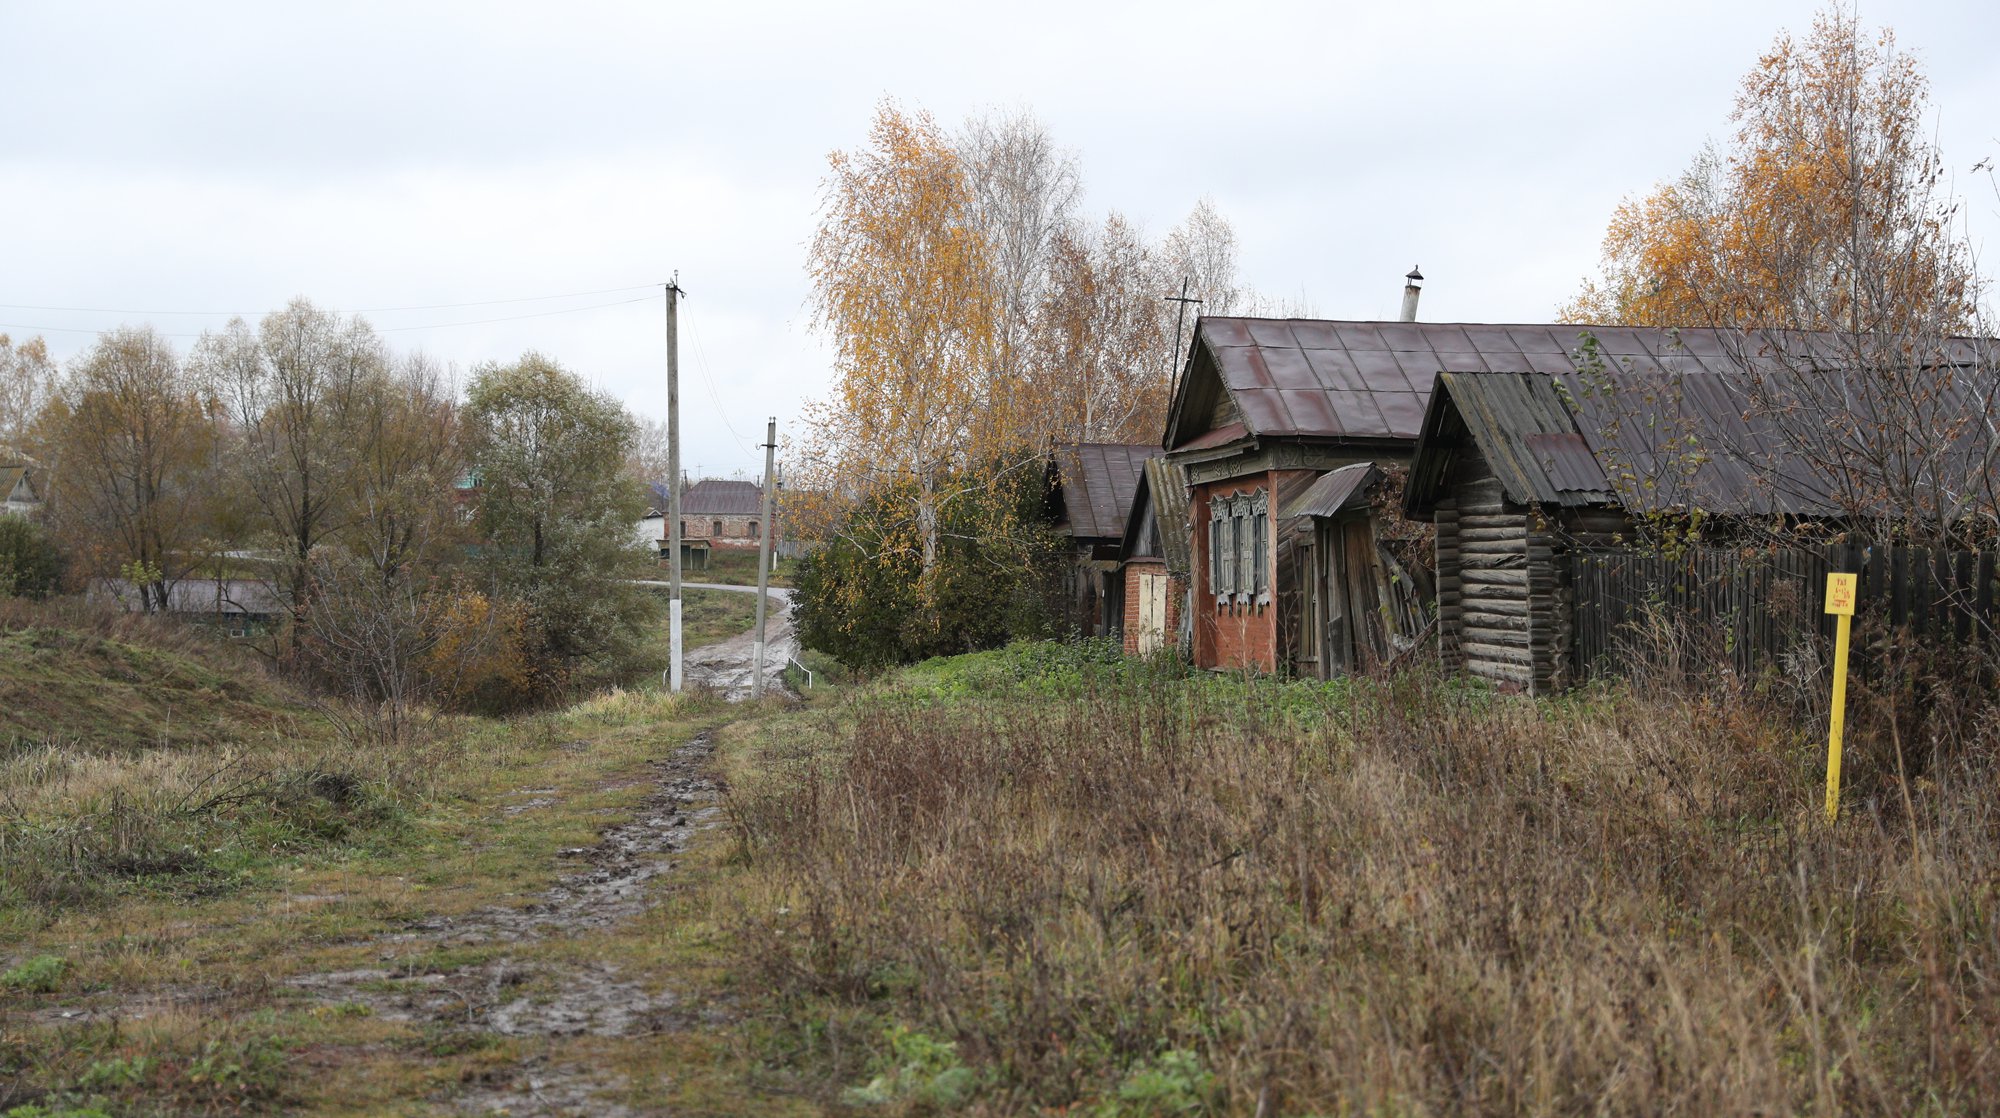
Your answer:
[676,514,767,551]
[1189,473,1279,673]
[1119,561,1183,656]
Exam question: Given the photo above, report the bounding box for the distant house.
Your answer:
[1,457,43,517]
[1049,443,1156,639]
[671,479,771,552]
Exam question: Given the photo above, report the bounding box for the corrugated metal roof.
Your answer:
[1281,462,1384,520]
[1165,318,1982,454]
[1120,456,1192,575]
[1405,363,1997,519]
[1526,434,1609,493]
[95,578,285,616]
[1053,443,1156,541]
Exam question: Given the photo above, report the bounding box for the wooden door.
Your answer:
[1137,572,1168,654]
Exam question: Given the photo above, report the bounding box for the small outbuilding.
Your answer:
[1112,457,1190,655]
[1050,443,1157,639]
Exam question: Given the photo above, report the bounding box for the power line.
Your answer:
[0,294,657,340]
[682,303,759,457]
[0,282,660,317]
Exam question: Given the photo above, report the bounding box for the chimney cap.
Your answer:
[1406,266,1424,284]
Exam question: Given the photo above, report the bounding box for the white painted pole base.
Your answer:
[669,598,683,692]
[751,640,765,699]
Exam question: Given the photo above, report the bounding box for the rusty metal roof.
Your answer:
[1281,462,1385,520]
[1053,443,1156,541]
[1164,318,1992,455]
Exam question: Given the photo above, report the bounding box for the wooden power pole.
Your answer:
[664,277,684,692]
[752,416,777,699]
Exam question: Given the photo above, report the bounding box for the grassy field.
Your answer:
[8,613,2000,1114]
[716,642,2000,1115]
[689,548,797,588]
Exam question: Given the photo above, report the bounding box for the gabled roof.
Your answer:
[1161,317,1958,456]
[1118,457,1191,574]
[0,465,32,505]
[1052,443,1156,541]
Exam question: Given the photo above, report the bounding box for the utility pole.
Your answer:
[664,277,685,692]
[1164,277,1203,401]
[751,417,777,699]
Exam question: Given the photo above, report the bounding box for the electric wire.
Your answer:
[0,283,660,317]
[683,303,760,458]
[0,294,657,340]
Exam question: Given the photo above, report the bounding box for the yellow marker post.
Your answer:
[1823,572,1859,822]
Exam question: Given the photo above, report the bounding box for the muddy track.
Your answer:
[682,585,798,700]
[284,731,725,1115]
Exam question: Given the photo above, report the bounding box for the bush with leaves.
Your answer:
[0,514,63,599]
[794,467,1064,671]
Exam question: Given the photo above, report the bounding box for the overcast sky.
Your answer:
[5,1,1996,477]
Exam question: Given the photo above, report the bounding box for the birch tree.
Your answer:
[803,102,998,577]
[0,333,57,455]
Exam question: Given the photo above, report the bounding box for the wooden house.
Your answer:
[1401,329,1997,692]
[0,458,41,517]
[1164,316,1456,673]
[1050,443,1156,638]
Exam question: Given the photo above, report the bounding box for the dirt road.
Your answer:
[678,584,797,700]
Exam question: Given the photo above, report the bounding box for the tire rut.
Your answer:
[283,731,724,1115]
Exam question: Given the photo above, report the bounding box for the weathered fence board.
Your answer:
[1568,543,2000,682]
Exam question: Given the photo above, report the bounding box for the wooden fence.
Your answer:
[1568,543,2000,681]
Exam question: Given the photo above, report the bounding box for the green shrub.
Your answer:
[0,515,63,599]
[794,469,1065,671]
[1,954,66,992]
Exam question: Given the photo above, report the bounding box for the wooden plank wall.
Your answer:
[1569,542,2000,682]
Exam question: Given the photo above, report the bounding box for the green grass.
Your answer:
[689,548,796,588]
[0,620,314,755]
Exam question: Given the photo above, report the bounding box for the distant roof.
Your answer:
[0,465,32,504]
[1281,462,1385,520]
[1053,443,1156,541]
[656,478,764,516]
[1164,317,1993,455]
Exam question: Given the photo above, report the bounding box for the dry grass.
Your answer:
[727,647,2000,1115]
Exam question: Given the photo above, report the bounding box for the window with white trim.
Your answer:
[1208,488,1271,605]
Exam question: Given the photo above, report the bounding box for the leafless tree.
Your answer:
[44,327,217,610]
[195,298,383,639]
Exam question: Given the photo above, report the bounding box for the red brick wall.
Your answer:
[1119,561,1182,656]
[1190,473,1278,673]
